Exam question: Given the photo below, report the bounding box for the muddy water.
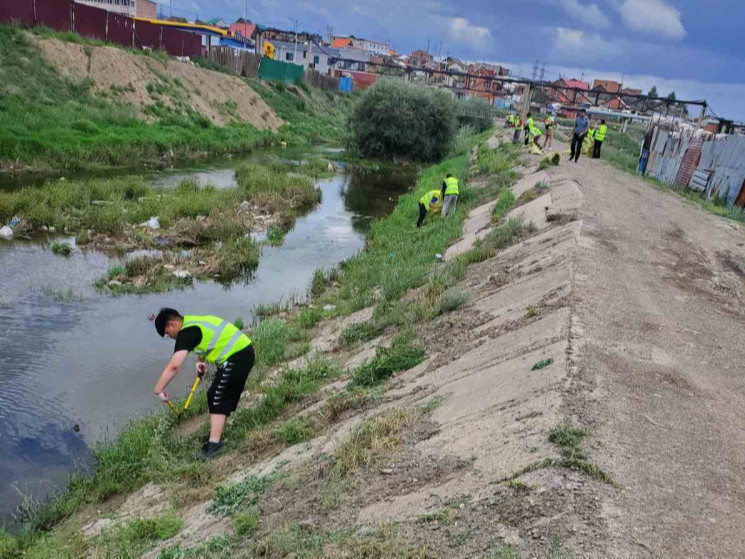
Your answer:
[0,154,416,522]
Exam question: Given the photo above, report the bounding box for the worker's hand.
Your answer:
[155,390,169,402]
[196,362,207,377]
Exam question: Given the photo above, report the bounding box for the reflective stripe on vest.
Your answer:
[419,190,440,212]
[444,177,459,196]
[595,124,607,141]
[182,315,252,364]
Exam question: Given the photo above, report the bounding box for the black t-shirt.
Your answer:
[174,326,202,353]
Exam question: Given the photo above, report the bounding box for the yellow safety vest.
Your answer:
[530,124,542,137]
[595,124,607,141]
[419,190,441,211]
[182,315,252,364]
[526,117,534,129]
[588,128,595,140]
[444,177,459,196]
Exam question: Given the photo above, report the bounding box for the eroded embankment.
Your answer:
[6,132,613,558]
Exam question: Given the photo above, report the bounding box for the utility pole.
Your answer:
[327,25,333,44]
[244,0,247,20]
[532,60,538,81]
[169,0,172,18]
[426,35,430,55]
[289,17,298,61]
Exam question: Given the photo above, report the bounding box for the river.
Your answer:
[0,149,416,523]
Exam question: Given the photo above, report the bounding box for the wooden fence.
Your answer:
[207,47,261,78]
[303,70,340,91]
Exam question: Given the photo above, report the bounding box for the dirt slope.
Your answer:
[35,36,283,129]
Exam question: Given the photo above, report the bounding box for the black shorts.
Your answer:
[207,345,255,416]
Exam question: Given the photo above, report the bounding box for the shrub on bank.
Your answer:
[347,79,458,162]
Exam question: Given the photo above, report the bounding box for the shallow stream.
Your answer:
[0,149,416,522]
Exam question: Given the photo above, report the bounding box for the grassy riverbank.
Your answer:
[0,24,356,174]
[1,128,530,557]
[0,161,328,291]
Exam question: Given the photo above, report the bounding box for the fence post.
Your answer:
[33,0,37,25]
[70,0,74,32]
[159,26,163,51]
[105,11,109,43]
[181,32,184,57]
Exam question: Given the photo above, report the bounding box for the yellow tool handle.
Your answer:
[165,400,179,417]
[184,377,202,410]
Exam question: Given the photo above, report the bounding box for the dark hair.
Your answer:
[527,112,532,116]
[445,173,452,178]
[155,308,182,337]
[601,119,606,124]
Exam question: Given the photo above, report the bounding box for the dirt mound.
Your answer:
[35,36,283,129]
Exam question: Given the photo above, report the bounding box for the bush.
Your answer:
[348,79,458,162]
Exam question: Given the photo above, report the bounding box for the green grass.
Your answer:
[233,509,260,537]
[247,78,359,146]
[50,240,72,256]
[350,332,426,388]
[491,190,516,223]
[0,24,275,173]
[275,417,316,446]
[208,474,278,516]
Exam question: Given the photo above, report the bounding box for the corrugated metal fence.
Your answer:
[645,126,745,207]
[0,0,202,57]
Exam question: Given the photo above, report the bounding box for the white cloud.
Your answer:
[559,0,611,27]
[448,17,492,51]
[619,0,686,40]
[554,27,618,59]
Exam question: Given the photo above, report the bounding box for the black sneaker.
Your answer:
[202,441,226,459]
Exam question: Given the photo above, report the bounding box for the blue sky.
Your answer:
[164,0,745,120]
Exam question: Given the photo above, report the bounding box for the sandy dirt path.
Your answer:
[557,148,745,558]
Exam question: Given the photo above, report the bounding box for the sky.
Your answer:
[160,0,745,120]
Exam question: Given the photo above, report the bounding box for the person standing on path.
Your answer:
[417,190,441,228]
[593,119,607,159]
[569,109,589,162]
[542,114,555,151]
[152,308,255,459]
[441,174,459,218]
[512,116,522,144]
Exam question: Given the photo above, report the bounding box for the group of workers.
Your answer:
[507,109,608,162]
[147,112,610,459]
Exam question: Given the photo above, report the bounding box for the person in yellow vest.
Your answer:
[528,119,543,152]
[523,112,534,146]
[593,119,608,159]
[417,189,441,228]
[582,122,597,157]
[153,308,255,458]
[513,116,522,144]
[440,174,459,218]
[508,113,516,128]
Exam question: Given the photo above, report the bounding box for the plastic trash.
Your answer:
[9,216,20,227]
[0,226,13,240]
[435,253,443,262]
[139,217,160,229]
[172,270,191,279]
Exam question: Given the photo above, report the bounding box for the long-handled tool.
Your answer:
[164,399,180,417]
[184,376,202,410]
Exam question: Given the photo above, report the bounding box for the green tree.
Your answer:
[667,91,677,101]
[647,86,658,98]
[348,79,458,162]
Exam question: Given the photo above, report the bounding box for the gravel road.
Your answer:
[562,151,745,558]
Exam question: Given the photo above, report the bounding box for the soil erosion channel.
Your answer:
[0,150,415,522]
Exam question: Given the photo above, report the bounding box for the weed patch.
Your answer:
[350,334,425,387]
[208,474,278,516]
[50,240,72,256]
[333,408,421,476]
